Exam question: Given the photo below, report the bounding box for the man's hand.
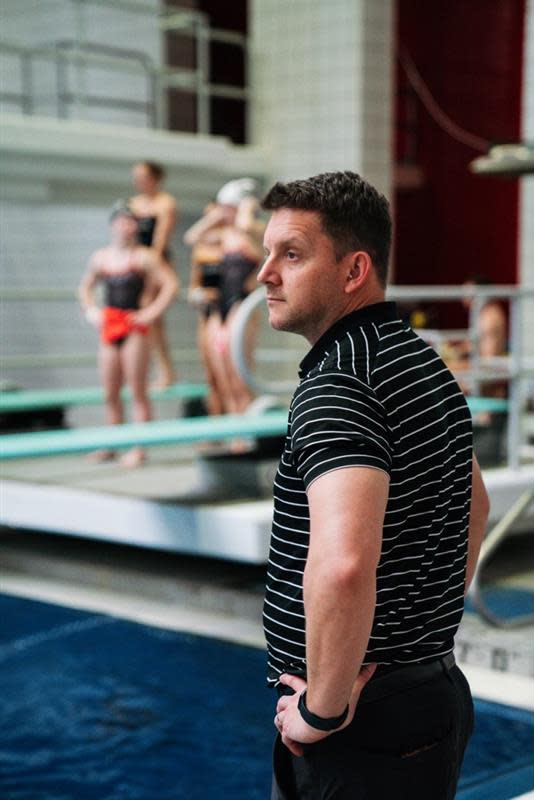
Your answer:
[274,664,376,757]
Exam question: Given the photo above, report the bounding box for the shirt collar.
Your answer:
[299,301,399,377]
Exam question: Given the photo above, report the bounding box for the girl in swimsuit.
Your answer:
[185,180,264,418]
[185,204,227,416]
[79,202,178,467]
[130,161,180,388]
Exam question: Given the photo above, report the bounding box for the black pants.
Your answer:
[271,663,474,800]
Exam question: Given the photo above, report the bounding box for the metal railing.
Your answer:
[468,486,534,628]
[0,1,248,135]
[230,285,534,471]
[2,283,534,467]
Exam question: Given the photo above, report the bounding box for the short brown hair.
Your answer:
[262,171,391,287]
[138,161,165,181]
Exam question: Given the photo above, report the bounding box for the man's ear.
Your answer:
[344,252,372,293]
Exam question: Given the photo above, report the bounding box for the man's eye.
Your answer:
[287,251,298,260]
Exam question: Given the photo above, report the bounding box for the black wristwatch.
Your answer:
[297,691,349,731]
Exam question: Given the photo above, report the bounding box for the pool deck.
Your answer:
[1,522,533,704]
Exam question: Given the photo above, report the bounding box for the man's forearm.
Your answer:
[464,455,490,593]
[303,557,376,718]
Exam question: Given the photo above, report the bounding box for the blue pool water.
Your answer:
[0,594,533,800]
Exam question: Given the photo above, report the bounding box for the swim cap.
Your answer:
[216,178,258,207]
[109,200,137,222]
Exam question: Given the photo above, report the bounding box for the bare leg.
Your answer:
[150,316,175,389]
[120,332,151,467]
[199,315,224,416]
[226,304,257,413]
[206,313,238,414]
[89,342,123,462]
[221,305,257,453]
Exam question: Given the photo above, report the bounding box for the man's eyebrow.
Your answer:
[268,237,306,251]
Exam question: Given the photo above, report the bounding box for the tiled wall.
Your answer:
[0,0,162,127]
[0,201,202,423]
[520,0,534,360]
[249,0,394,197]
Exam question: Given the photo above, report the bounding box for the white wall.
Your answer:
[249,0,394,197]
[0,201,202,407]
[0,115,268,414]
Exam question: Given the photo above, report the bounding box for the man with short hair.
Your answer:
[258,171,489,799]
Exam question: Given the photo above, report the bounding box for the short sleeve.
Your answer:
[290,373,392,489]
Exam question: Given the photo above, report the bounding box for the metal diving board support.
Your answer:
[0,412,289,460]
[0,382,207,413]
[468,486,534,628]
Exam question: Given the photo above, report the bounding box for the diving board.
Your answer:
[0,382,207,413]
[467,397,509,414]
[0,397,509,460]
[0,412,289,460]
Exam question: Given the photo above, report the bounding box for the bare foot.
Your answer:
[151,370,175,391]
[197,439,226,453]
[120,447,147,468]
[86,449,117,463]
[230,437,255,454]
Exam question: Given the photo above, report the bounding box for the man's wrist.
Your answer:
[297,690,349,732]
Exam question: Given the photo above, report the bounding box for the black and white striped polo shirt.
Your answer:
[264,301,473,686]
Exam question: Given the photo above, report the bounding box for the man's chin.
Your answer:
[268,310,289,331]
[268,313,299,334]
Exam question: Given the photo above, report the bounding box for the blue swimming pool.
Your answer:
[0,595,533,800]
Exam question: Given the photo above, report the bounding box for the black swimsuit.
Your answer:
[217,253,257,321]
[102,270,145,347]
[104,271,145,310]
[137,215,172,261]
[199,262,221,320]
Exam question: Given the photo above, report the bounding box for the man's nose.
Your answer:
[257,257,278,285]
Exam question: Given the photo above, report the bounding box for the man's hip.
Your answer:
[271,657,474,800]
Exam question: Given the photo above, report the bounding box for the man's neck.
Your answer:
[306,290,386,346]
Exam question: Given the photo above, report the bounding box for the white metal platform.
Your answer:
[1,442,533,562]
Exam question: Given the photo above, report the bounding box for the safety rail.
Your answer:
[230,285,534,471]
[0,2,248,135]
[468,486,534,629]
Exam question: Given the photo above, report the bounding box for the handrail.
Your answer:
[388,284,529,300]
[53,39,155,71]
[71,0,167,14]
[468,487,534,628]
[0,39,154,73]
[230,285,534,470]
[0,1,249,135]
[1,348,301,371]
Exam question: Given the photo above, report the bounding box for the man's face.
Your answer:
[258,209,348,342]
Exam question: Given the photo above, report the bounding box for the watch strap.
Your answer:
[297,690,349,731]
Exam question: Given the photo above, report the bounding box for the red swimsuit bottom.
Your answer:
[101,306,148,346]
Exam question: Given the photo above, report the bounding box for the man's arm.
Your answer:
[275,466,388,755]
[304,467,388,716]
[464,454,490,594]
